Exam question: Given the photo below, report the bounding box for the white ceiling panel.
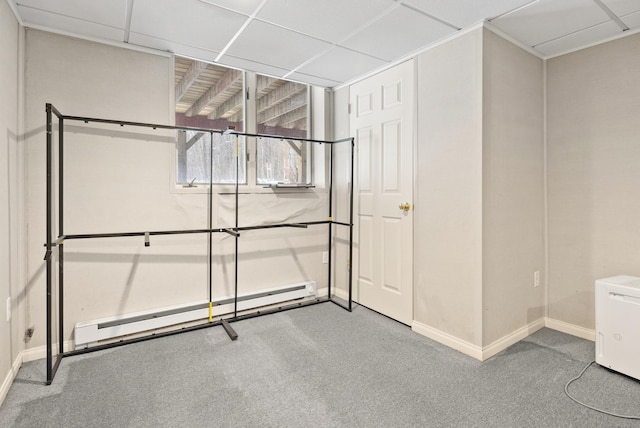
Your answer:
[18,6,125,41]
[16,0,128,28]
[297,46,387,83]
[621,10,640,27]
[128,33,220,62]
[285,72,341,88]
[491,0,611,47]
[601,0,640,16]
[535,20,623,56]
[401,0,536,28]
[341,5,455,61]
[197,0,266,15]
[130,0,247,53]
[217,54,289,77]
[224,20,332,70]
[257,0,396,43]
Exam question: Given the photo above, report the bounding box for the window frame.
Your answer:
[173,64,315,194]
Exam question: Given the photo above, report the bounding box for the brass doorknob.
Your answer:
[399,202,411,212]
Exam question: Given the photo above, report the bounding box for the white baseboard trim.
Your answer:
[412,320,483,360]
[329,287,350,302]
[22,340,74,363]
[0,353,22,407]
[482,318,545,360]
[544,317,595,341]
[412,318,546,361]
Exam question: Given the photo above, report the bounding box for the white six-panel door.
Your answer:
[350,60,414,325]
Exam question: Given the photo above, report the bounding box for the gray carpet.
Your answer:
[1,303,639,427]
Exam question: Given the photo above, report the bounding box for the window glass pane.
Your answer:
[256,75,310,184]
[213,134,246,184]
[257,137,309,185]
[175,57,246,184]
[177,132,246,185]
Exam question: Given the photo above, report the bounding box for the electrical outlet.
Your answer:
[5,297,10,322]
[534,271,540,288]
[322,251,329,264]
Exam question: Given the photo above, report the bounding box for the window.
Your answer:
[175,59,246,185]
[174,59,312,187]
[255,75,310,185]
[176,131,246,184]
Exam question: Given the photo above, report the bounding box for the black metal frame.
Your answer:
[44,103,354,384]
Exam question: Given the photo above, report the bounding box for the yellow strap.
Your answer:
[328,216,333,221]
[209,302,213,322]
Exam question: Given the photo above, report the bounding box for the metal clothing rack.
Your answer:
[44,103,354,384]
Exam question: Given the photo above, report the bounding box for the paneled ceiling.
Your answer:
[8,0,640,88]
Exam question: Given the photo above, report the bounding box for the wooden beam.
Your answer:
[257,82,306,114]
[257,75,278,93]
[186,69,242,117]
[262,105,307,129]
[175,61,208,103]
[258,92,306,125]
[208,90,243,120]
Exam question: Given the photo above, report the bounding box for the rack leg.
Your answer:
[221,319,238,341]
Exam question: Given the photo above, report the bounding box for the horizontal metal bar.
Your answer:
[235,223,310,232]
[61,298,331,359]
[61,114,223,134]
[62,222,329,241]
[229,131,344,145]
[97,284,310,329]
[332,137,354,144]
[230,297,328,322]
[49,104,342,146]
[64,228,231,240]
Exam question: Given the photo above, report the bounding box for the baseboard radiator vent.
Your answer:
[74,281,317,349]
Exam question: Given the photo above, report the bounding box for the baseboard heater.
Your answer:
[74,281,317,349]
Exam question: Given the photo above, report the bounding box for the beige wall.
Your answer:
[481,29,544,345]
[0,0,22,401]
[414,29,484,346]
[547,33,640,329]
[23,30,330,352]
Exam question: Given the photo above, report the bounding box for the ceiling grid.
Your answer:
[9,0,640,88]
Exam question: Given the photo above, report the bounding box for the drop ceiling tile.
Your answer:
[198,0,265,15]
[257,0,396,43]
[224,20,332,70]
[491,0,611,47]
[341,5,455,61]
[402,0,535,28]
[128,33,220,62]
[16,0,128,28]
[217,54,290,78]
[285,72,341,88]
[621,10,640,27]
[18,6,125,41]
[601,0,640,17]
[535,20,622,56]
[297,46,387,83]
[130,0,247,53]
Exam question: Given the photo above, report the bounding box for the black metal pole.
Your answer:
[58,116,64,354]
[348,138,355,311]
[233,135,239,318]
[328,143,334,300]
[208,132,214,322]
[45,104,53,384]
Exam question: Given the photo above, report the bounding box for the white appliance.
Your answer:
[595,275,640,381]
